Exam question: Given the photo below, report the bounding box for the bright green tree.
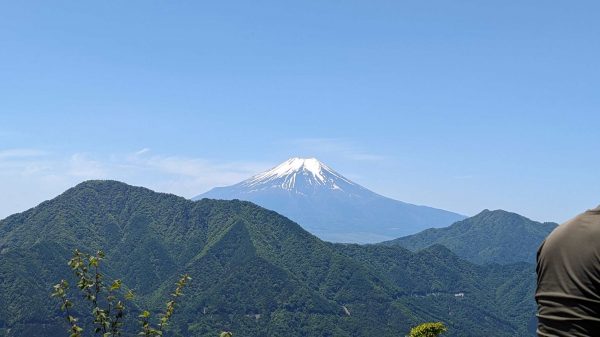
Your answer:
[408,322,448,337]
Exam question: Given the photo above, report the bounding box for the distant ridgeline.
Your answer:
[0,181,537,337]
[382,209,557,265]
[195,157,466,243]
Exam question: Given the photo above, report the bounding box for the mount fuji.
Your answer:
[194,158,466,243]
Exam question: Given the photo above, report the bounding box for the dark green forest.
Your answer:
[0,181,538,337]
[383,209,556,265]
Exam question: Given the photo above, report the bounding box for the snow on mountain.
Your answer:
[194,157,466,243]
[240,157,366,195]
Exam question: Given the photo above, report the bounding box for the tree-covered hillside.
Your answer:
[382,209,557,264]
[0,181,536,337]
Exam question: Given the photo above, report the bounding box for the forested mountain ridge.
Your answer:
[382,209,557,264]
[0,180,535,337]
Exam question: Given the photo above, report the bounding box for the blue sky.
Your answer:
[1,1,599,223]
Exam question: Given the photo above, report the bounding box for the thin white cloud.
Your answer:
[125,153,268,195]
[0,149,270,220]
[0,148,54,176]
[0,148,49,160]
[68,153,108,178]
[134,148,150,156]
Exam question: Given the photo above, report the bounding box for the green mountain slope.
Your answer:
[334,243,537,336]
[382,209,557,264]
[0,181,536,337]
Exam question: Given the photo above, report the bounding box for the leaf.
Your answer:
[125,290,135,300]
[110,279,122,291]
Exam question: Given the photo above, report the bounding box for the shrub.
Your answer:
[408,322,448,337]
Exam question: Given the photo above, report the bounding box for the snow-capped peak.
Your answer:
[241,157,359,193]
[260,157,325,181]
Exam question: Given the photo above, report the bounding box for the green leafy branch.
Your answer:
[51,279,83,337]
[52,249,192,337]
[137,273,191,337]
[51,249,237,337]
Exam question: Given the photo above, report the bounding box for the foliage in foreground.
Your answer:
[52,249,192,337]
[408,322,447,337]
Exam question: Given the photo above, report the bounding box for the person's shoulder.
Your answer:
[587,205,600,214]
[536,238,546,263]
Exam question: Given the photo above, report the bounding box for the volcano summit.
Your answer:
[195,158,465,243]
